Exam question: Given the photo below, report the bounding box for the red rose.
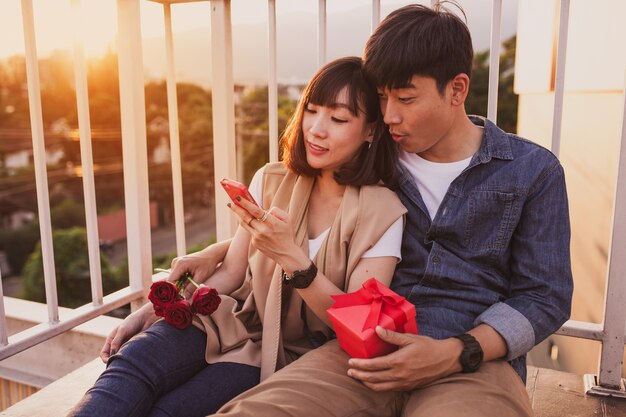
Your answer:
[163,299,193,329]
[190,286,221,315]
[149,280,179,310]
[153,303,166,317]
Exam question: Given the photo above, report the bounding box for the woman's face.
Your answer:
[302,87,372,174]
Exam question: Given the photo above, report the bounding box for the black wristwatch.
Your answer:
[281,262,318,289]
[453,333,484,373]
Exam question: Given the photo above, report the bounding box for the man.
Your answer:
[209,3,573,416]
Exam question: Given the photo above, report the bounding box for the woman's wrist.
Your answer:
[279,250,313,276]
[202,239,230,259]
[138,302,158,321]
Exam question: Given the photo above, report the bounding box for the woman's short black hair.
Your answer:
[282,56,398,186]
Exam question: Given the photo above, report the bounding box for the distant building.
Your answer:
[0,127,65,174]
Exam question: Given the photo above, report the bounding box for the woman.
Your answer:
[70,56,406,417]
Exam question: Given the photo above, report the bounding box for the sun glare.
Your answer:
[71,0,119,58]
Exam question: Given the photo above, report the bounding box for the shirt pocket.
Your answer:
[463,190,519,256]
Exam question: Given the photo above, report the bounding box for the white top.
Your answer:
[249,167,403,260]
[399,149,472,220]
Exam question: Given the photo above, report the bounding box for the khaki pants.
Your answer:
[214,340,533,417]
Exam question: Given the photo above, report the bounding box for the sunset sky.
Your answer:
[0,0,518,58]
[1,0,414,59]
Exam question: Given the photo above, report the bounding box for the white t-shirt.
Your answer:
[248,166,403,260]
[399,150,472,220]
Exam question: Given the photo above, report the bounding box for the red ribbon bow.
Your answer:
[331,278,408,331]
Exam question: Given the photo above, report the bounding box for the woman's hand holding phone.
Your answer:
[220,178,259,209]
[224,183,308,275]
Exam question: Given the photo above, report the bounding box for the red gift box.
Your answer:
[327,278,418,358]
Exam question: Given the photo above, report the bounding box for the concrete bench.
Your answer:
[3,362,626,417]
[1,359,103,417]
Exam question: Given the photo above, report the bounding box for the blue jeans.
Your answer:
[69,321,260,417]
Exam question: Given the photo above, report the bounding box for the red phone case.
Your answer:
[220,178,259,208]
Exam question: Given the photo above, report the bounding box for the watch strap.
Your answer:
[281,262,318,289]
[453,333,484,373]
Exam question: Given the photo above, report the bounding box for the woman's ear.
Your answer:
[450,73,470,106]
[365,123,375,141]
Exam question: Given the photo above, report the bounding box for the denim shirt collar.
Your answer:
[469,115,514,164]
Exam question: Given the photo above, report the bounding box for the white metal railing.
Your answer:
[163,2,187,257]
[0,0,150,361]
[210,0,238,241]
[317,0,327,67]
[545,0,625,397]
[71,0,104,304]
[556,71,626,395]
[550,0,571,158]
[0,268,6,346]
[267,0,279,163]
[21,0,59,325]
[487,0,502,122]
[0,0,624,400]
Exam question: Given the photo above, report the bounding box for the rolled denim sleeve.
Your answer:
[476,161,573,360]
[475,302,536,360]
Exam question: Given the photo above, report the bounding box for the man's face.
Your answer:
[378,75,456,161]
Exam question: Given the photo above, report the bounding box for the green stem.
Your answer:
[186,276,200,289]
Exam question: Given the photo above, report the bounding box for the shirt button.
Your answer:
[432,255,441,264]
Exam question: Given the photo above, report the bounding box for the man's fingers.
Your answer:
[348,368,412,392]
[375,326,416,347]
[348,355,392,372]
[347,368,395,384]
[360,380,403,392]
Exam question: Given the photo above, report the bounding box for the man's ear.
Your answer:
[450,73,470,106]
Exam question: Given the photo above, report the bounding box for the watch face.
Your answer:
[455,334,484,373]
[467,349,483,369]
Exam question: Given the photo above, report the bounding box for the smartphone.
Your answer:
[220,178,259,208]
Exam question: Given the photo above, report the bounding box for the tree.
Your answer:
[466,35,518,133]
[21,227,123,308]
[0,220,40,276]
[0,55,31,128]
[237,86,297,184]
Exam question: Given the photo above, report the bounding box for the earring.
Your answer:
[367,141,372,150]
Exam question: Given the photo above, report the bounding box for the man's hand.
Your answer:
[346,326,463,392]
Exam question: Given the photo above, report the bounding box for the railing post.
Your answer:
[163,3,187,257]
[210,0,237,241]
[116,0,153,309]
[317,0,327,67]
[551,0,571,157]
[267,0,279,163]
[585,70,626,397]
[0,268,7,346]
[487,0,503,123]
[371,0,380,33]
[71,0,104,305]
[21,0,59,322]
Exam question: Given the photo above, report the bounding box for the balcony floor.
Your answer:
[526,367,626,417]
[1,362,625,416]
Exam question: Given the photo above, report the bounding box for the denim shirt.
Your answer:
[391,116,573,382]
